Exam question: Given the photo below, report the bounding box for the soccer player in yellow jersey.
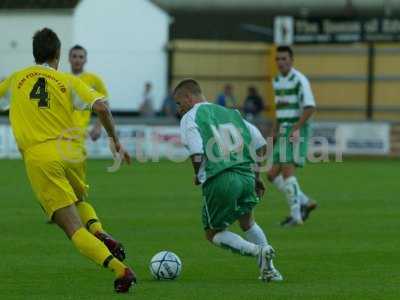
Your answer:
[0,28,136,293]
[69,44,107,141]
[66,45,130,263]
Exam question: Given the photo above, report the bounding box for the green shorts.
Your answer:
[201,170,259,230]
[273,123,310,167]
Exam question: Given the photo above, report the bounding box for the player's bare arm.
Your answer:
[290,106,316,139]
[90,101,109,141]
[190,154,203,185]
[92,100,131,164]
[255,144,267,198]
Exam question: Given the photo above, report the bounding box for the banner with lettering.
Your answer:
[294,18,400,43]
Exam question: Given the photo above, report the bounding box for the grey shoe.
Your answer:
[301,201,318,221]
[280,216,303,227]
[258,245,276,282]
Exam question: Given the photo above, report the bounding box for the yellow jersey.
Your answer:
[72,72,108,130]
[0,65,104,152]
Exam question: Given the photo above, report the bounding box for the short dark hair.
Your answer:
[32,28,61,64]
[173,79,202,96]
[277,45,294,58]
[69,44,87,57]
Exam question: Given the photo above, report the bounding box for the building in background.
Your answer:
[0,0,399,157]
[0,0,170,111]
[159,0,400,124]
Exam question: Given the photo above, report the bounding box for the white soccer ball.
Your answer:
[149,251,182,280]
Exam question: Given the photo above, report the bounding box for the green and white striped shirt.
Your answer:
[273,68,316,124]
[180,102,266,184]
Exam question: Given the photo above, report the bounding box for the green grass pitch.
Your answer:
[0,158,399,300]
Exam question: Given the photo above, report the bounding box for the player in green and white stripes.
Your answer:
[268,46,318,227]
[174,79,282,282]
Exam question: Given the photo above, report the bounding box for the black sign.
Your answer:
[295,18,400,43]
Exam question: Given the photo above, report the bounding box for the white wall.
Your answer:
[0,11,73,75]
[74,0,170,111]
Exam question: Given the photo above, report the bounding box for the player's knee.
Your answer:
[53,204,84,238]
[267,166,281,182]
[205,229,218,242]
[281,165,295,179]
[239,221,253,232]
[238,213,254,231]
[267,172,276,183]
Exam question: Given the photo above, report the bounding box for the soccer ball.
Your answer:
[149,251,182,280]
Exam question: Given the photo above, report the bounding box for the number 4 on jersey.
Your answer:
[30,77,50,108]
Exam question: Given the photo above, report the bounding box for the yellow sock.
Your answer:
[71,228,126,278]
[76,201,104,234]
[109,257,127,278]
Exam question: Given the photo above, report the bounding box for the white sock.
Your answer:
[283,176,302,221]
[212,231,260,257]
[299,190,310,205]
[245,223,276,269]
[245,223,268,246]
[272,175,285,192]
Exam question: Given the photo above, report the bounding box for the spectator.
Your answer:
[140,82,155,116]
[216,84,237,108]
[243,86,265,119]
[160,89,178,118]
